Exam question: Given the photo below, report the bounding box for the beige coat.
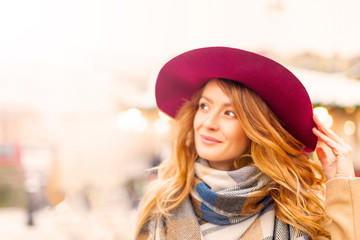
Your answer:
[323,177,360,240]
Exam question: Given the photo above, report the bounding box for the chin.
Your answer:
[198,152,225,162]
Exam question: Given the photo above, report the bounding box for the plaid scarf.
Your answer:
[137,159,309,240]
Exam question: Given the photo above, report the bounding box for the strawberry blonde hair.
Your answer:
[135,79,329,239]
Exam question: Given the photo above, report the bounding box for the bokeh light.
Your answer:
[344,120,356,136]
[313,107,333,128]
[117,108,148,132]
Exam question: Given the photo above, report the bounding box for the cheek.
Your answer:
[193,112,201,130]
[229,126,249,148]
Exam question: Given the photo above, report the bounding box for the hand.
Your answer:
[312,114,355,180]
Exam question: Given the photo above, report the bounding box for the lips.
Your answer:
[200,134,222,145]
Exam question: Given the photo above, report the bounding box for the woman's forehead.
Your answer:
[200,81,233,105]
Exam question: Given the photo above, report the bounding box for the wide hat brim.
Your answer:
[155,47,317,152]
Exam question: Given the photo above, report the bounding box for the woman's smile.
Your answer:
[200,134,222,145]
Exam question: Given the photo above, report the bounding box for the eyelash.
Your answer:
[199,102,236,118]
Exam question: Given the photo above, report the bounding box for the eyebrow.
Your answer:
[201,96,232,107]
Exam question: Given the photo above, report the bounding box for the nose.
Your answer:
[203,112,219,131]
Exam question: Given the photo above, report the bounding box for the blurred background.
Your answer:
[1,0,360,239]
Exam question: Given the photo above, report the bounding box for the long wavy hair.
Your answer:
[135,79,329,239]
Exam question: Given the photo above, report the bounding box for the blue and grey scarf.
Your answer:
[137,159,309,240]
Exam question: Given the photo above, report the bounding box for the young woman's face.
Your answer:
[193,80,250,171]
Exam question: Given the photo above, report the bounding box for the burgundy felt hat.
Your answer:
[155,47,317,152]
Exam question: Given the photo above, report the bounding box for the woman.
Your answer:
[135,47,360,240]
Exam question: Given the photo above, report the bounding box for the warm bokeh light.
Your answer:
[154,119,170,134]
[117,108,148,132]
[344,120,356,136]
[313,107,333,128]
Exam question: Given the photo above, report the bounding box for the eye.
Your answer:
[225,110,236,118]
[199,103,209,111]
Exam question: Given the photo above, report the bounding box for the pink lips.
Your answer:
[200,134,222,145]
